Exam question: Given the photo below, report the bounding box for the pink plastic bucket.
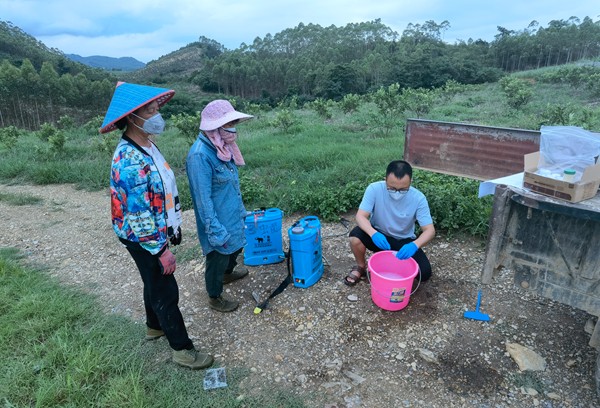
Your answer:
[368,250,419,311]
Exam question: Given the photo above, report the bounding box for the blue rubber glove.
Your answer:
[371,232,391,250]
[396,242,418,260]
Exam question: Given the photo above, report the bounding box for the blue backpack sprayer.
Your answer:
[243,209,324,313]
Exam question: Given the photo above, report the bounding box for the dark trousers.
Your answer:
[349,226,432,282]
[123,241,193,351]
[205,248,243,298]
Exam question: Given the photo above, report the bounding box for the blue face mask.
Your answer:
[133,113,165,135]
[221,127,236,133]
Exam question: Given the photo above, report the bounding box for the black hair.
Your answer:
[386,160,412,179]
[115,116,128,130]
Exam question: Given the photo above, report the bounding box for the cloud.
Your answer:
[2,0,599,62]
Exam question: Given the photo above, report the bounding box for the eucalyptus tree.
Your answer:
[0,59,23,126]
[39,62,60,121]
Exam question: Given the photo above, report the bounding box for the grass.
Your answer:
[0,192,43,206]
[508,371,545,394]
[0,248,306,407]
[1,66,599,235]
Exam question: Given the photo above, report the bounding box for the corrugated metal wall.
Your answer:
[404,119,540,180]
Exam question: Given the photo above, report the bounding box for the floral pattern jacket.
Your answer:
[110,134,168,255]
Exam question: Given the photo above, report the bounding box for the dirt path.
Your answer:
[1,183,598,407]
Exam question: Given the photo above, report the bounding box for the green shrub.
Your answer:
[48,130,66,153]
[92,132,120,154]
[171,112,201,145]
[239,171,268,204]
[539,103,600,129]
[339,93,361,113]
[413,170,492,237]
[499,76,533,109]
[370,83,403,136]
[271,109,299,133]
[286,179,366,221]
[57,115,75,130]
[310,98,332,119]
[0,126,20,150]
[238,101,266,116]
[438,79,465,100]
[586,72,600,97]
[540,103,575,126]
[37,122,57,141]
[83,115,104,136]
[36,123,66,153]
[401,87,435,118]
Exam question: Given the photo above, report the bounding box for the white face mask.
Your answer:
[388,190,408,200]
[132,112,165,135]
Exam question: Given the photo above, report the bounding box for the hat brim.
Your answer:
[200,111,254,131]
[99,82,175,134]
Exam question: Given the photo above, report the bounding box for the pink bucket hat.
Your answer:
[199,100,253,131]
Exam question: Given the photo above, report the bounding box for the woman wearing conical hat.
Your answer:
[101,82,213,370]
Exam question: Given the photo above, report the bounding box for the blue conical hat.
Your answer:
[99,82,175,134]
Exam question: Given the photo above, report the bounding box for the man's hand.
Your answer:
[158,249,176,275]
[396,242,418,260]
[371,232,391,250]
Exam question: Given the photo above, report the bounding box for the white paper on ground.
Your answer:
[478,172,524,198]
[203,367,227,390]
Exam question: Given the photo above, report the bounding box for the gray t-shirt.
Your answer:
[358,180,433,240]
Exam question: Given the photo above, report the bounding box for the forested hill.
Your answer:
[1,16,599,130]
[0,20,117,129]
[126,17,600,103]
[0,20,113,81]
[122,36,224,84]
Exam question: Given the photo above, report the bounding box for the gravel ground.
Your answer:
[1,183,599,408]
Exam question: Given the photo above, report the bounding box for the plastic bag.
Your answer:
[203,367,227,390]
[540,126,600,168]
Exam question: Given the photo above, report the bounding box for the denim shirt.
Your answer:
[186,132,247,255]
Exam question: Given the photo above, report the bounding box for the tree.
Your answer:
[39,61,60,119]
[323,63,360,99]
[0,60,24,127]
[371,83,403,136]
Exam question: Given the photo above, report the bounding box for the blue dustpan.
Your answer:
[464,290,490,321]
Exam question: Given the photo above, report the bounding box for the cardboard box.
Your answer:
[523,151,600,203]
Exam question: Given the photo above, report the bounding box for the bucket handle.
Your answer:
[367,266,421,298]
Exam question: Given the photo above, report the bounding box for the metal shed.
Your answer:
[404,118,600,392]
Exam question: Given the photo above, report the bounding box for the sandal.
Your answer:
[343,265,367,286]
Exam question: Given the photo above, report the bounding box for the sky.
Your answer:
[1,0,599,63]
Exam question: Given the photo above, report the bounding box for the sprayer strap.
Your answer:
[256,251,293,310]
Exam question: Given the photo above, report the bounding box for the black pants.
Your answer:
[205,248,243,298]
[349,226,432,282]
[123,241,193,351]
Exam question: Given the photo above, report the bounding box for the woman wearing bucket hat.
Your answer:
[186,100,253,312]
[102,82,213,369]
